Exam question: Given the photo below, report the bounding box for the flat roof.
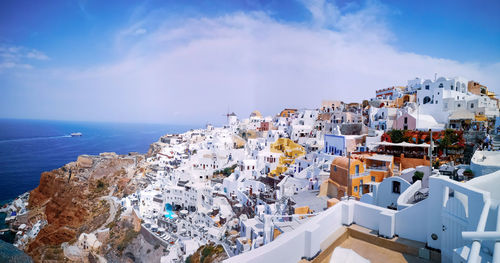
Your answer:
[365,154,393,163]
[313,225,436,263]
[291,190,328,213]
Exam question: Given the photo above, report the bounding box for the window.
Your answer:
[425,85,429,90]
[457,103,461,108]
[423,96,431,104]
[354,186,358,192]
[355,165,360,175]
[450,85,454,90]
[334,165,337,172]
[371,176,375,181]
[392,181,401,194]
[471,103,474,109]
[404,117,408,124]
[439,83,443,88]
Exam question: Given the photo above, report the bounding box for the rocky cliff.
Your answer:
[25,154,145,262]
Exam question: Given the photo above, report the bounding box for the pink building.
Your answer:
[394,112,416,130]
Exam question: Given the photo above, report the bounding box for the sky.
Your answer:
[1,0,499,125]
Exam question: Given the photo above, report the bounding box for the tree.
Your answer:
[439,129,460,156]
[387,130,406,143]
[412,171,424,183]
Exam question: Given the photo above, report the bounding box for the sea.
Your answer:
[0,118,196,243]
[0,118,196,203]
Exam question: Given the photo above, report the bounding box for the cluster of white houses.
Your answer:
[118,76,499,263]
[368,76,499,131]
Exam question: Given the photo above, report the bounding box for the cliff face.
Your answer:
[185,243,228,263]
[26,154,143,262]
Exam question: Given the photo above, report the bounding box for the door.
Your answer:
[441,196,468,262]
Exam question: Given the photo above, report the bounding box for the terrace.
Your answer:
[310,225,439,263]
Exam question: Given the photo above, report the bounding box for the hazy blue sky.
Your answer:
[1,0,499,125]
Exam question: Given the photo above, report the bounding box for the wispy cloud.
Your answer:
[77,0,93,20]
[25,50,50,60]
[1,1,499,124]
[0,45,49,71]
[300,0,341,28]
[133,28,147,36]
[0,61,33,70]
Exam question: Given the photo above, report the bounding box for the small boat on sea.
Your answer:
[70,132,83,137]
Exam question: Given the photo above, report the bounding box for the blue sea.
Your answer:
[0,119,196,202]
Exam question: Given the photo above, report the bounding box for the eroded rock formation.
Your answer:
[25,154,145,262]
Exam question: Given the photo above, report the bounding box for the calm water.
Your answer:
[0,119,196,202]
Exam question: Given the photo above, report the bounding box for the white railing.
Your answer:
[462,201,499,263]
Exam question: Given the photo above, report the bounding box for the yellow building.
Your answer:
[268,138,305,178]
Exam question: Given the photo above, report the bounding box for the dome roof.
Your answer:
[250,110,262,117]
[332,157,349,169]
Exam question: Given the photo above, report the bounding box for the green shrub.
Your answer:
[412,171,424,182]
[387,130,406,143]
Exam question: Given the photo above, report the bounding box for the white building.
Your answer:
[360,176,412,209]
[412,76,499,124]
[225,171,500,263]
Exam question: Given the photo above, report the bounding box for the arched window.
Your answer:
[439,83,444,88]
[423,96,431,104]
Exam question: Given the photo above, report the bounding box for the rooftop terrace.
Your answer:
[309,225,439,263]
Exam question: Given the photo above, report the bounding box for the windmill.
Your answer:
[222,106,236,125]
[222,105,231,123]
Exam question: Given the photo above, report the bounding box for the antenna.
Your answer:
[434,73,437,81]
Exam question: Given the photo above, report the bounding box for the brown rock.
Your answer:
[77,155,93,169]
[25,155,143,262]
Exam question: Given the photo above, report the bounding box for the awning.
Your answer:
[365,154,394,162]
[376,141,433,148]
[475,115,488,122]
[449,110,474,120]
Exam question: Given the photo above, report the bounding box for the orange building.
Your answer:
[279,109,297,118]
[328,155,394,199]
[468,81,488,96]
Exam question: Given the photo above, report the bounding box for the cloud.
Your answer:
[300,0,341,28]
[1,1,499,124]
[0,45,49,71]
[0,62,33,69]
[26,50,49,60]
[133,28,147,36]
[77,0,93,20]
